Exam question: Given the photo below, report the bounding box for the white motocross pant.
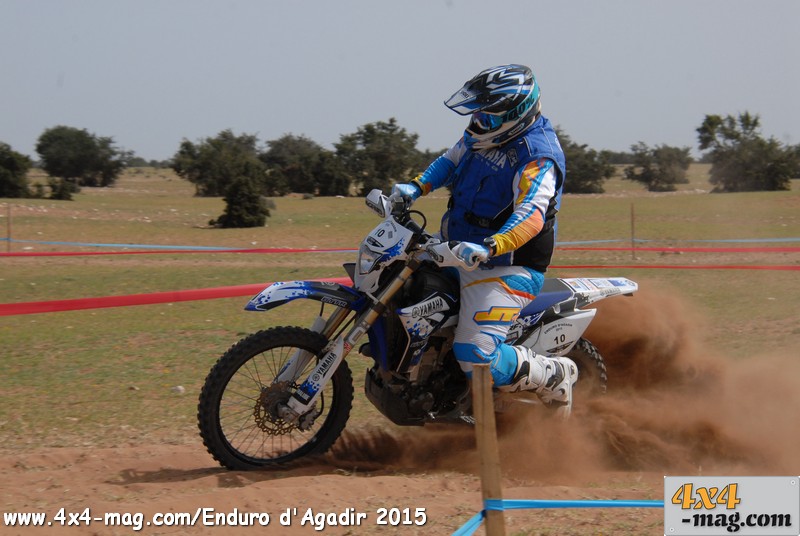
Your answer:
[451,264,545,386]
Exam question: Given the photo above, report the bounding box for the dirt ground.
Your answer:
[0,440,667,535]
[3,288,799,535]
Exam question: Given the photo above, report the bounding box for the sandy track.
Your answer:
[3,287,798,535]
[1,439,666,535]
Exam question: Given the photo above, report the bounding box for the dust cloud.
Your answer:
[326,284,800,478]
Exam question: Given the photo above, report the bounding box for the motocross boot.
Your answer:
[499,347,579,417]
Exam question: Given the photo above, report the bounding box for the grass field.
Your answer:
[1,167,798,449]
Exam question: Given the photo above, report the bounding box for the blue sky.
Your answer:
[1,0,798,160]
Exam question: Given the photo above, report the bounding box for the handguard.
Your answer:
[424,240,480,271]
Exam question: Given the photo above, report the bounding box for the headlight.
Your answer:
[358,243,382,275]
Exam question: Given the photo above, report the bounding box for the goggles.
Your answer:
[471,89,539,133]
[471,111,504,132]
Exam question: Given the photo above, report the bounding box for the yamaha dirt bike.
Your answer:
[197,189,638,470]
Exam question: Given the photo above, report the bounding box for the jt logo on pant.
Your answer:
[472,306,520,325]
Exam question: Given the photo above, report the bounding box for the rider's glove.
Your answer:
[390,183,422,204]
[452,241,491,268]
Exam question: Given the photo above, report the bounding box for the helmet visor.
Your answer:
[471,111,504,132]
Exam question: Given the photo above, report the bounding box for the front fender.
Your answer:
[245,280,366,312]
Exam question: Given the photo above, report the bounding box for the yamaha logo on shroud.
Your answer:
[411,296,447,318]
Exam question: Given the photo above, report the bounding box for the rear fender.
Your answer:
[561,277,638,306]
[520,309,597,356]
[245,280,366,312]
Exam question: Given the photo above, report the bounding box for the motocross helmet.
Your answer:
[445,64,541,150]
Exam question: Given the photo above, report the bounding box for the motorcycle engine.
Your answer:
[363,264,468,426]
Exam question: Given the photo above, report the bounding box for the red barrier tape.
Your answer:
[1,264,796,317]
[552,264,799,271]
[0,277,352,317]
[559,246,800,253]
[0,248,356,257]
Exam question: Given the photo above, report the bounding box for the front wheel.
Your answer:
[197,327,353,470]
[566,337,608,396]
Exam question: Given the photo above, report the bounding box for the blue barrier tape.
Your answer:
[559,239,627,245]
[486,498,664,510]
[2,238,234,250]
[451,511,485,536]
[452,498,664,536]
[3,236,800,250]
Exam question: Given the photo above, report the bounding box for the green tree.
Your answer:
[556,129,614,193]
[89,136,130,187]
[0,142,32,198]
[172,130,265,197]
[210,176,270,228]
[313,150,351,196]
[604,150,636,165]
[47,177,77,200]
[793,144,800,178]
[35,126,128,196]
[335,118,420,195]
[262,134,339,196]
[624,142,692,192]
[697,112,797,192]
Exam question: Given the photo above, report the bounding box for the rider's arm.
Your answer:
[489,158,557,257]
[411,139,467,195]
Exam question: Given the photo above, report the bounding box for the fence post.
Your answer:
[472,364,506,535]
[630,202,636,260]
[6,203,10,253]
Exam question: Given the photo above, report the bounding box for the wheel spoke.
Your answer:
[198,327,353,469]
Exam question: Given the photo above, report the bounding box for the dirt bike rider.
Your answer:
[391,64,578,414]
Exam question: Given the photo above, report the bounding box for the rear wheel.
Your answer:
[566,337,608,396]
[197,327,353,470]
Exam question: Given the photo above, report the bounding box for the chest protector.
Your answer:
[443,116,566,272]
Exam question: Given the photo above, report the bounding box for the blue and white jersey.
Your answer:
[412,115,566,271]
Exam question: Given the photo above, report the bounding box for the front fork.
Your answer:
[272,308,347,386]
[277,258,422,427]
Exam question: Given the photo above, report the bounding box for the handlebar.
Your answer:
[365,188,477,271]
[404,216,429,240]
[390,195,431,242]
[388,193,477,269]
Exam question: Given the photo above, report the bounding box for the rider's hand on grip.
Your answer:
[389,183,421,206]
[425,240,488,271]
[452,241,491,269]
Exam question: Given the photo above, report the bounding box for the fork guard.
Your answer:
[245,280,366,312]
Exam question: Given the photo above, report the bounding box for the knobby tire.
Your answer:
[197,327,353,470]
[566,337,608,396]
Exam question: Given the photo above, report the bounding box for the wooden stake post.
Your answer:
[630,202,636,260]
[471,364,506,535]
[6,204,10,253]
